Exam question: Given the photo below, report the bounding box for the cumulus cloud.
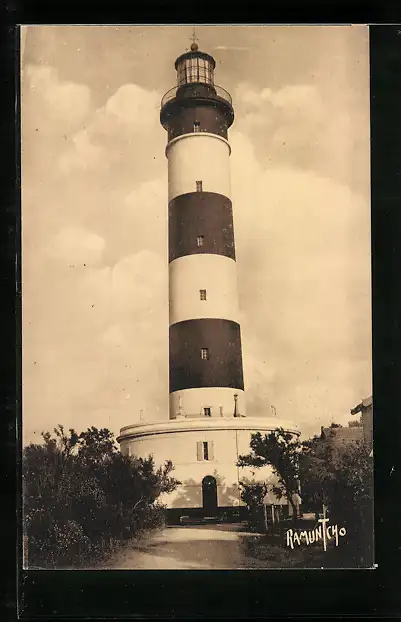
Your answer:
[230,130,371,435]
[236,83,320,111]
[103,83,160,129]
[22,67,170,445]
[59,129,105,175]
[232,80,368,195]
[47,226,105,265]
[23,249,168,445]
[24,64,92,134]
[58,82,164,179]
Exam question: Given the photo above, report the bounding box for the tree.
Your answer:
[23,425,179,568]
[298,434,338,512]
[299,434,374,565]
[238,481,268,531]
[328,440,373,523]
[237,428,302,521]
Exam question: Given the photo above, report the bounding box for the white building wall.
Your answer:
[167,133,231,201]
[121,426,278,509]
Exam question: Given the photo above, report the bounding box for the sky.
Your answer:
[21,25,372,445]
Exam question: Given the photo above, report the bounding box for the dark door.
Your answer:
[202,475,218,514]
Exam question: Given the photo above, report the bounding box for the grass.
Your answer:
[239,520,374,569]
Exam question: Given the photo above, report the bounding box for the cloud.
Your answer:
[58,129,105,175]
[235,83,326,151]
[213,45,250,51]
[47,227,105,265]
[122,177,167,255]
[230,130,371,433]
[22,67,167,269]
[236,83,320,110]
[108,250,167,320]
[23,249,168,445]
[58,82,164,178]
[103,83,160,130]
[232,81,368,195]
[24,64,92,134]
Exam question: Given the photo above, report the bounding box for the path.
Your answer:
[103,523,268,570]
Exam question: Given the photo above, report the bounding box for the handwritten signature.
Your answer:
[286,518,346,551]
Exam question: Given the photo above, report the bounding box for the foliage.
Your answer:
[300,436,374,565]
[238,481,268,532]
[348,420,363,427]
[327,440,374,559]
[300,436,372,514]
[298,434,337,511]
[237,428,302,521]
[23,425,179,568]
[237,427,374,565]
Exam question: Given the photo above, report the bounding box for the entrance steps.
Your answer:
[180,515,220,525]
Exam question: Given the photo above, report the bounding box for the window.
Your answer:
[197,235,204,247]
[194,121,200,132]
[201,348,209,360]
[204,408,211,418]
[176,57,214,86]
[196,180,203,192]
[200,289,207,301]
[196,441,215,461]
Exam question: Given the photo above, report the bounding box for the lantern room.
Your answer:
[175,42,216,86]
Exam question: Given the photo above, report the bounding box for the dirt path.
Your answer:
[103,523,268,570]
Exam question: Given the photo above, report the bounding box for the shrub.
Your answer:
[238,482,267,532]
[23,425,179,568]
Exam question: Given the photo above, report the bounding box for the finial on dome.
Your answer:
[190,29,199,52]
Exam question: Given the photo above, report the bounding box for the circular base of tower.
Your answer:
[117,417,300,520]
[118,416,299,441]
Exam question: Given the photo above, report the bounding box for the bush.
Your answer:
[23,425,179,568]
[238,482,267,532]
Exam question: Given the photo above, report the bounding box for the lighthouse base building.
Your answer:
[118,42,300,521]
[117,416,299,522]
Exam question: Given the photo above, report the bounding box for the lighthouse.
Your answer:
[117,40,299,522]
[161,41,245,421]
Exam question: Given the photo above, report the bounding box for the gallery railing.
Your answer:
[161,84,232,108]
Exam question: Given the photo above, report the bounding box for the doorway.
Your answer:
[202,475,218,514]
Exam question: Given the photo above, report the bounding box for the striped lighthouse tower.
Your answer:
[160,40,245,421]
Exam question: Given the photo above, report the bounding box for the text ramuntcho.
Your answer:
[286,518,346,551]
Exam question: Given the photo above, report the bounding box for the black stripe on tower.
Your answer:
[169,318,244,393]
[169,192,236,263]
[165,102,230,142]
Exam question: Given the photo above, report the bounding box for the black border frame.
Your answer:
[3,5,401,620]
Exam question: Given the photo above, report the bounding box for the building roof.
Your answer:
[350,395,373,415]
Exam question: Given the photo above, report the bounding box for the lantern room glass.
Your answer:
[177,56,214,86]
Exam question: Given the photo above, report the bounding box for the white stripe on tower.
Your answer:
[169,254,240,326]
[166,133,231,202]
